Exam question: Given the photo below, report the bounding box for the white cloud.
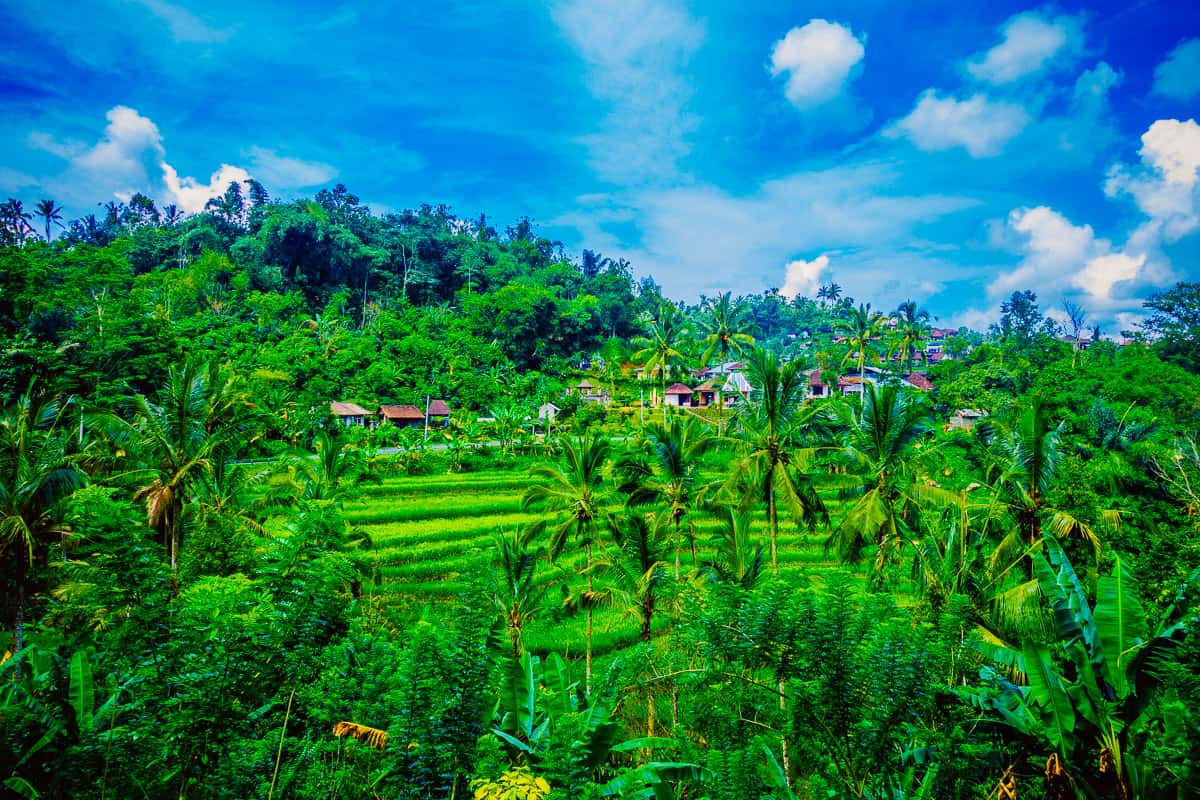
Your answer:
[31,106,167,201]
[247,146,337,188]
[780,254,830,299]
[27,105,337,213]
[887,91,1030,157]
[1105,118,1200,243]
[991,205,1150,310]
[132,0,237,44]
[562,163,978,305]
[1153,38,1200,101]
[162,163,253,214]
[1071,252,1145,300]
[1139,118,1200,186]
[966,11,1083,85]
[950,306,1000,331]
[551,0,704,184]
[769,20,865,109]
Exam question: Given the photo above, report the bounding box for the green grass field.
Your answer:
[351,463,869,660]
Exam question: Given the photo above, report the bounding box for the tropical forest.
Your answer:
[1,182,1199,800]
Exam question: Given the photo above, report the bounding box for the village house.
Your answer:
[721,371,753,405]
[949,408,986,430]
[694,378,719,407]
[330,401,370,427]
[378,404,425,429]
[567,379,609,404]
[664,382,693,407]
[804,367,934,398]
[427,399,452,427]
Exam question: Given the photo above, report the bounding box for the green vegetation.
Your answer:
[2,185,1200,799]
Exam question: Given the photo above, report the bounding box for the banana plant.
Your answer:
[490,652,707,798]
[1,646,103,799]
[963,536,1199,798]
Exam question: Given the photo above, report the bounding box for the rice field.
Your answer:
[351,462,865,659]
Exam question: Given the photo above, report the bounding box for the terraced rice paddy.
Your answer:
[349,465,864,658]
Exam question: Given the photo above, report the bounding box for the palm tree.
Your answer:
[1,198,35,245]
[33,199,64,243]
[631,301,691,424]
[105,362,257,574]
[697,292,755,432]
[826,382,954,577]
[730,348,828,570]
[818,281,842,307]
[700,505,766,591]
[522,433,611,693]
[617,417,715,579]
[289,428,377,502]
[889,300,930,373]
[487,528,549,660]
[834,303,884,385]
[587,511,669,645]
[0,391,85,656]
[578,511,670,734]
[984,403,1106,574]
[162,205,185,226]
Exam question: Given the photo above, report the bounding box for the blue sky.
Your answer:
[2,0,1198,330]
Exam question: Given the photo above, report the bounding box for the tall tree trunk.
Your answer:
[585,541,593,696]
[768,480,779,570]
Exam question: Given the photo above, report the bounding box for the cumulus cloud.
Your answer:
[551,0,704,184]
[780,254,830,299]
[769,20,865,109]
[990,206,1146,309]
[887,91,1030,157]
[27,105,338,213]
[1153,38,1200,101]
[1105,118,1200,243]
[30,106,167,202]
[1071,252,1145,300]
[162,163,253,214]
[966,11,1083,85]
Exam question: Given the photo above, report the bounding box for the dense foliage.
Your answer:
[2,185,1199,799]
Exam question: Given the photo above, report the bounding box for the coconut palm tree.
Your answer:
[826,382,955,579]
[33,199,64,243]
[631,301,691,424]
[487,528,549,660]
[0,391,85,656]
[586,511,669,645]
[730,348,828,570]
[522,432,612,693]
[700,504,767,591]
[104,361,258,574]
[834,303,884,385]
[1,198,35,246]
[617,416,715,579]
[889,300,930,373]
[981,403,1108,581]
[289,428,377,502]
[697,292,756,432]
